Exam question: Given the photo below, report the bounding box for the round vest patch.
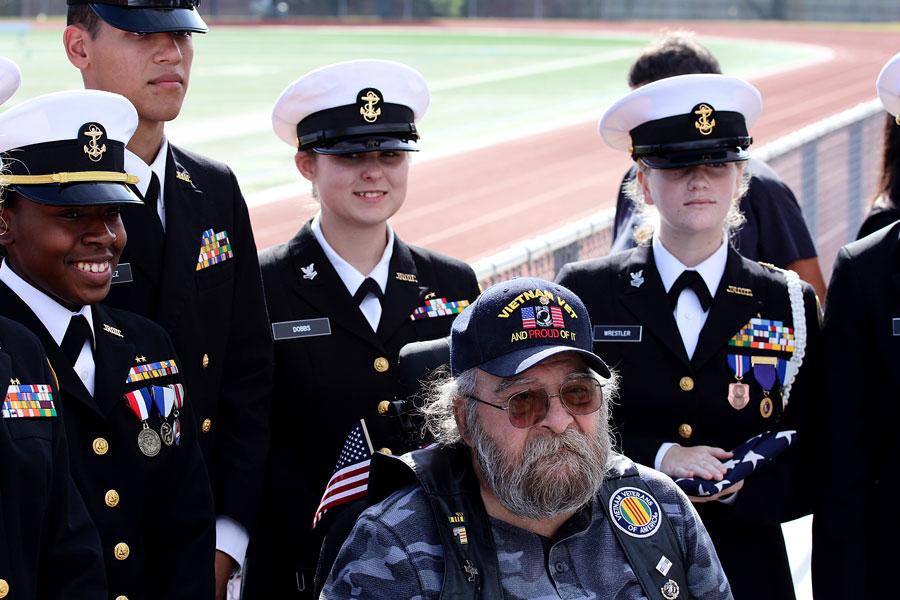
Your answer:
[608,486,662,538]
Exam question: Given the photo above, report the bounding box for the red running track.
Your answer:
[248,20,900,260]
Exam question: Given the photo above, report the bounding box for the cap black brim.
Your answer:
[90,3,208,33]
[479,346,611,379]
[640,147,750,169]
[12,182,143,206]
[312,137,419,156]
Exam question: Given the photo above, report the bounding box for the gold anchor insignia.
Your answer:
[82,124,107,162]
[693,104,716,136]
[359,90,382,123]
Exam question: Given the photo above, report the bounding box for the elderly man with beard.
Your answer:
[321,278,731,600]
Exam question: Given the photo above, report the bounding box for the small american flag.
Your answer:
[521,307,536,329]
[550,306,565,328]
[312,419,374,527]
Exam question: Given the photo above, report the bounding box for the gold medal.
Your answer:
[728,382,750,410]
[138,422,161,457]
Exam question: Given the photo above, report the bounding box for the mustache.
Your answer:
[471,420,611,520]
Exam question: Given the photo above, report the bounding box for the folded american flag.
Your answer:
[312,419,374,527]
[675,430,796,497]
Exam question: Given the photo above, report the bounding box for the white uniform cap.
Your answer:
[876,52,900,118]
[0,56,21,106]
[272,59,429,154]
[599,74,762,169]
[0,89,141,206]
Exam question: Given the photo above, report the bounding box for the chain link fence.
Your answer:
[474,99,886,287]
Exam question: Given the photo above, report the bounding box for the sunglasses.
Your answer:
[466,377,603,429]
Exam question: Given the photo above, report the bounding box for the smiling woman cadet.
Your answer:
[557,74,822,600]
[0,56,107,600]
[243,60,481,599]
[0,89,215,600]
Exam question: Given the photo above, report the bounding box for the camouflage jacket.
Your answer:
[321,461,732,599]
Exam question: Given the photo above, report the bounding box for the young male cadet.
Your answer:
[322,278,731,600]
[0,55,108,600]
[63,1,273,594]
[0,89,214,600]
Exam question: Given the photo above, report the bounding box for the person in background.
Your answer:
[243,60,481,598]
[63,1,273,595]
[0,54,108,600]
[812,51,900,599]
[558,73,821,599]
[856,51,900,239]
[610,31,827,302]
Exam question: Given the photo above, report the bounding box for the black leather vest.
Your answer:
[367,445,689,600]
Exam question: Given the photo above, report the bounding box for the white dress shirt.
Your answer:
[312,214,394,332]
[124,138,169,230]
[0,260,95,395]
[651,235,728,472]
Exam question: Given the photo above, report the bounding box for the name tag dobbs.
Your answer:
[272,318,331,341]
[593,325,642,343]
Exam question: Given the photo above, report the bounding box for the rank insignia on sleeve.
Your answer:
[410,298,470,320]
[2,383,56,418]
[196,229,234,271]
[126,359,179,383]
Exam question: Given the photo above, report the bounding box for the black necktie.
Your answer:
[60,315,93,365]
[667,270,713,312]
[353,278,383,305]
[143,172,163,233]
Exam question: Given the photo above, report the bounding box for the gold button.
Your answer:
[93,437,109,455]
[679,376,694,392]
[678,424,693,439]
[0,579,9,598]
[201,418,212,433]
[115,596,129,600]
[378,447,392,455]
[202,353,209,369]
[114,542,130,560]
[105,489,120,508]
[373,357,389,373]
[377,400,391,415]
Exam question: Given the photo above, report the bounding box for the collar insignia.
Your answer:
[301,263,317,281]
[630,270,645,288]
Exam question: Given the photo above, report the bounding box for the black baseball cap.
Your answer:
[450,277,610,379]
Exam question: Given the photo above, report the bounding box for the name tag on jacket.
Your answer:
[593,325,642,342]
[111,262,133,284]
[272,318,332,341]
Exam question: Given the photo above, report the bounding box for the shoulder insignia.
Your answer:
[102,323,124,338]
[175,169,193,184]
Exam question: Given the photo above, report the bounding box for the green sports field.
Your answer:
[0,23,824,196]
